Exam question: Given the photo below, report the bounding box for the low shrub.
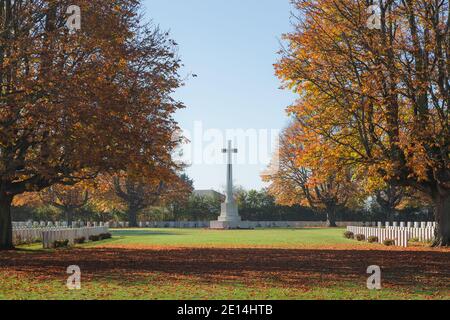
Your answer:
[89,235,100,242]
[53,239,70,248]
[368,236,379,243]
[99,233,112,240]
[14,235,24,245]
[344,231,354,239]
[383,239,396,246]
[74,237,86,244]
[409,237,420,243]
[355,234,366,241]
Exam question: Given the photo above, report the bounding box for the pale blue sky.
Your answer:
[143,0,297,191]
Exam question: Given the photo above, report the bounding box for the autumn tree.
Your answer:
[0,1,183,249]
[39,184,89,227]
[263,123,361,227]
[372,184,432,221]
[374,185,404,222]
[111,171,193,227]
[167,173,194,216]
[277,0,450,245]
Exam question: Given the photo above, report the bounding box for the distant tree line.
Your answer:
[12,185,433,223]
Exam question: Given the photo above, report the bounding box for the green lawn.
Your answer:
[1,228,448,300]
[97,227,364,248]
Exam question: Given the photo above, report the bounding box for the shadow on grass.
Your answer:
[0,247,448,291]
[110,230,185,237]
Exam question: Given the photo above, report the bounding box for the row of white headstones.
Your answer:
[12,221,120,229]
[348,222,436,247]
[13,220,209,230]
[12,226,109,248]
[380,221,436,228]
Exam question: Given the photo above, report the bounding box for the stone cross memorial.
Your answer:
[210,140,250,229]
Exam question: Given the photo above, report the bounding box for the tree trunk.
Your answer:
[0,194,14,250]
[326,208,337,227]
[387,208,395,224]
[128,207,138,227]
[432,192,450,247]
[66,209,74,228]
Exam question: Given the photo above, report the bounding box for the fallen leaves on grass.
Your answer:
[0,246,448,295]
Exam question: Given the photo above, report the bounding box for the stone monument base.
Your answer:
[210,221,253,230]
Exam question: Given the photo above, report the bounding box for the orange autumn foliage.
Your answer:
[263,123,362,227]
[275,0,449,245]
[91,170,193,227]
[0,0,184,248]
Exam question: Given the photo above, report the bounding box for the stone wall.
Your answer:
[13,220,371,230]
[131,221,368,229]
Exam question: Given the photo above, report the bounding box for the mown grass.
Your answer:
[92,227,366,248]
[17,228,362,251]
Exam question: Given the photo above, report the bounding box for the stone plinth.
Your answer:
[210,221,253,230]
[218,202,241,222]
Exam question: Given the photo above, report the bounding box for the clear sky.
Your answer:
[143,0,297,191]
